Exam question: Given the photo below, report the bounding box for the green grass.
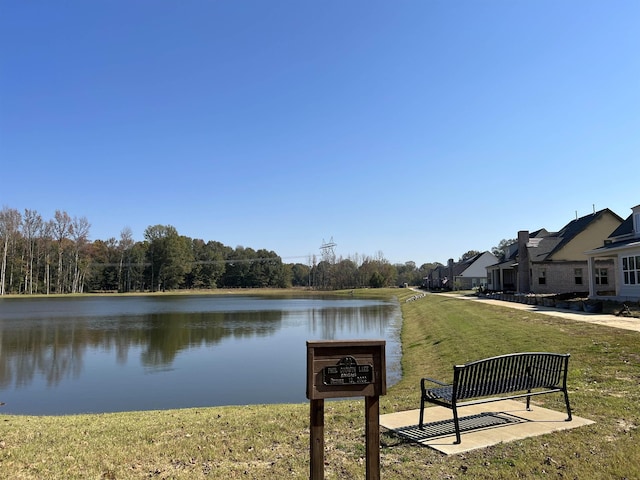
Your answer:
[1,288,639,479]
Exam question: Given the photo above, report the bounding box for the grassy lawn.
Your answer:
[1,288,639,479]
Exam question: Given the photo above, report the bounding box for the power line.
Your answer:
[91,255,311,268]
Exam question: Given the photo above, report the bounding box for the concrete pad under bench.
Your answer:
[380,399,594,455]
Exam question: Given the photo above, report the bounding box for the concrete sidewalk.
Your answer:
[435,293,640,332]
[380,399,594,455]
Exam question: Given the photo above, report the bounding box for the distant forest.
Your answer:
[0,207,439,295]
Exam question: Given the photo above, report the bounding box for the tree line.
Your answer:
[0,207,438,295]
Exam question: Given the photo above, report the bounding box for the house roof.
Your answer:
[586,237,640,255]
[453,251,498,277]
[451,252,483,276]
[528,208,623,262]
[609,214,634,237]
[529,236,562,262]
[530,228,550,238]
[430,264,448,276]
[487,230,547,269]
[586,214,640,255]
[487,258,517,270]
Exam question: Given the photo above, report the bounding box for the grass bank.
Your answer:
[1,288,638,479]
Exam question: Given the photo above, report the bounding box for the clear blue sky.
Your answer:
[2,1,639,266]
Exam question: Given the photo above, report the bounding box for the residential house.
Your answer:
[486,208,623,295]
[585,204,640,302]
[452,251,498,290]
[425,252,497,290]
[423,263,448,290]
[487,230,548,292]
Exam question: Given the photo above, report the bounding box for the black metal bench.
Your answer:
[419,352,573,444]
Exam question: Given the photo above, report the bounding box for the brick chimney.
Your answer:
[446,258,454,289]
[517,231,530,293]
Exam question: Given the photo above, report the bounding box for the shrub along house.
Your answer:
[585,204,640,302]
[486,208,623,295]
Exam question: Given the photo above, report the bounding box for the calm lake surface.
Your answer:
[0,294,402,415]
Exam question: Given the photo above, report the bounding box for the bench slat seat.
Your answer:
[419,352,572,444]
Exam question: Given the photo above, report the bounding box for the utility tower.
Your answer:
[320,237,337,264]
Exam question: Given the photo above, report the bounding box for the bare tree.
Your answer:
[308,254,317,288]
[0,207,22,295]
[118,227,134,292]
[71,216,91,293]
[40,220,54,294]
[52,210,73,293]
[22,209,43,294]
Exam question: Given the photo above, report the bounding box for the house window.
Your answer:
[622,256,640,285]
[574,268,583,285]
[595,268,608,285]
[538,269,546,285]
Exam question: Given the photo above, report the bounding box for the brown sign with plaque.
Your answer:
[307,340,386,480]
[307,340,386,400]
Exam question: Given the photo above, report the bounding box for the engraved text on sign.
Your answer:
[322,356,374,386]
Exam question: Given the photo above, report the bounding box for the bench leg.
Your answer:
[526,391,532,411]
[452,405,461,444]
[564,390,573,421]
[419,396,425,429]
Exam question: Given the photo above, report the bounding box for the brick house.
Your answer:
[487,208,623,295]
[585,204,640,302]
[486,229,548,292]
[424,263,448,289]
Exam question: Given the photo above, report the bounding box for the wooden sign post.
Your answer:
[306,340,386,480]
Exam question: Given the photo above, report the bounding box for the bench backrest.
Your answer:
[453,352,569,400]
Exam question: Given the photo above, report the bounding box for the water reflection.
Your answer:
[308,306,394,339]
[0,295,401,414]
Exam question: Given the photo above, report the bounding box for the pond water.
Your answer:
[0,294,402,415]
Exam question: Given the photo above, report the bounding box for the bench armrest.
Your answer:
[421,377,449,391]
